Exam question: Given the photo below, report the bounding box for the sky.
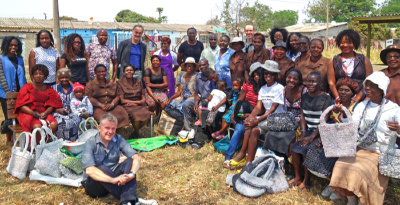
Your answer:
[0,0,387,25]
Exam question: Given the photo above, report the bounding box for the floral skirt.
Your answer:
[145,88,168,104]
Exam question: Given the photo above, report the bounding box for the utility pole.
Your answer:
[53,0,62,54]
[326,0,329,50]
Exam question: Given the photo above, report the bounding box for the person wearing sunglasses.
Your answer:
[271,40,294,86]
[295,39,330,92]
[327,29,373,102]
[60,33,90,86]
[154,37,180,97]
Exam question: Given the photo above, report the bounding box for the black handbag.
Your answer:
[266,112,299,132]
[1,119,12,134]
[302,142,338,178]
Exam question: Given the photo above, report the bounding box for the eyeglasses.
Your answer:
[161,43,168,45]
[73,41,82,44]
[274,34,283,38]
[296,42,308,46]
[386,55,400,60]
[186,65,195,68]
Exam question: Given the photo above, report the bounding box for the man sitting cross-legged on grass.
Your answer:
[82,113,157,205]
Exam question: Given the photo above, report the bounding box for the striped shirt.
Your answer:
[242,83,258,107]
[301,92,331,129]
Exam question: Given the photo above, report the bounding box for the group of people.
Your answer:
[2,22,400,205]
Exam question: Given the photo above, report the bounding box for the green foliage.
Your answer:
[115,9,163,23]
[348,21,393,41]
[396,28,400,37]
[241,0,274,31]
[381,0,400,27]
[59,16,77,21]
[272,10,299,28]
[304,0,376,23]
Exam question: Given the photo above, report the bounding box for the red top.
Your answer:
[15,83,63,132]
[242,83,258,107]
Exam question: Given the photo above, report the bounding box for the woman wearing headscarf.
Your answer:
[329,72,400,205]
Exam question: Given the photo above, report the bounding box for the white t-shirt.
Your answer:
[208,89,226,112]
[154,50,179,66]
[258,82,285,113]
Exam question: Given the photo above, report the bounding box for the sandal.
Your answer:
[229,158,246,166]
[288,179,302,188]
[194,120,201,126]
[216,134,225,140]
[223,160,230,169]
[211,131,220,138]
[298,183,310,192]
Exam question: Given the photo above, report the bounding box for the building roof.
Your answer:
[0,18,214,32]
[285,22,347,33]
[351,14,400,24]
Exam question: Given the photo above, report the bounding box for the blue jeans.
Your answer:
[225,121,245,160]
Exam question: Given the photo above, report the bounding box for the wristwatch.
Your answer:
[129,171,136,177]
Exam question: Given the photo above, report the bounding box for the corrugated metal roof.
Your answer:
[0,18,214,32]
[352,14,400,18]
[285,22,347,33]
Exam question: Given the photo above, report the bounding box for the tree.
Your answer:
[156,7,167,23]
[396,28,400,37]
[59,16,77,21]
[272,10,298,27]
[217,0,248,36]
[206,15,222,26]
[115,9,164,23]
[381,0,400,27]
[348,21,392,45]
[304,0,376,23]
[241,0,273,31]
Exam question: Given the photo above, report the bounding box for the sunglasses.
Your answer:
[386,55,400,60]
[296,42,308,46]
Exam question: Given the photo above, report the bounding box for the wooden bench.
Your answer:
[6,92,24,146]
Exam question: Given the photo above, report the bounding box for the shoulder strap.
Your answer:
[0,56,10,93]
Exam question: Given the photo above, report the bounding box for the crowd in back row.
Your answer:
[2,23,400,204]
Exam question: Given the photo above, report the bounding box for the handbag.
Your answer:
[266,112,299,132]
[1,119,12,134]
[318,105,358,157]
[378,133,400,179]
[302,142,338,179]
[206,111,217,126]
[6,132,34,179]
[157,110,183,136]
[357,100,384,147]
[35,124,64,162]
[77,117,99,143]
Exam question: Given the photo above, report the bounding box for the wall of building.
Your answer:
[0,31,37,65]
[301,25,348,39]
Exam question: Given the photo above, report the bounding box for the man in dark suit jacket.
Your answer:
[117,25,147,80]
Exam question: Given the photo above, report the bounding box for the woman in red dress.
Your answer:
[15,64,63,143]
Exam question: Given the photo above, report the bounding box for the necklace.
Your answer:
[342,55,355,76]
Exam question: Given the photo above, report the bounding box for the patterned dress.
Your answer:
[284,86,308,122]
[51,84,81,141]
[15,83,63,132]
[86,42,117,80]
[167,72,198,113]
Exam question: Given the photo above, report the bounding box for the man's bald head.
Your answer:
[199,59,209,73]
[97,28,108,45]
[97,28,107,35]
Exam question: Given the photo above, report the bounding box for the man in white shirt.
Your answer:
[200,34,219,70]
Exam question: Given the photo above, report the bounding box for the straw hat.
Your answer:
[380,45,400,65]
[229,37,245,49]
[181,57,199,70]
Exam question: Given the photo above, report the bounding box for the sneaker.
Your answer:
[321,186,332,197]
[137,198,158,205]
[329,193,340,200]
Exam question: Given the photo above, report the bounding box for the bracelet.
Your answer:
[335,96,340,100]
[300,130,306,132]
[111,102,115,107]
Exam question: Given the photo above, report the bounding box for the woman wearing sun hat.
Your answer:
[229,37,247,82]
[271,40,295,86]
[230,60,286,164]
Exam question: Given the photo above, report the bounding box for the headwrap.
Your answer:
[336,78,359,95]
[363,71,390,96]
[73,82,85,93]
